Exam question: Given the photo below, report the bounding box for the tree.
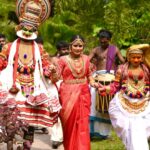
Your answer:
[0,0,16,41]
[1,0,150,54]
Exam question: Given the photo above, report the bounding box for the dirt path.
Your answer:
[0,127,64,150]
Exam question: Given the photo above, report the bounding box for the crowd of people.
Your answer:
[0,0,150,150]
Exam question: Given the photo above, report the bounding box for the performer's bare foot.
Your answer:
[41,128,49,134]
[52,141,62,149]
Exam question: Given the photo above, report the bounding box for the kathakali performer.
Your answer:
[0,0,61,149]
[98,44,150,150]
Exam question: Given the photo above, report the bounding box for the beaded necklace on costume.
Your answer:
[15,40,35,97]
[67,55,85,78]
[121,66,149,98]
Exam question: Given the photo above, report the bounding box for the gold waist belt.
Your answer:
[119,93,149,114]
[17,74,34,85]
[64,78,87,84]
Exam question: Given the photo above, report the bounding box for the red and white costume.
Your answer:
[0,39,61,127]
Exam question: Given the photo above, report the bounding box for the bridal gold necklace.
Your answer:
[67,55,85,78]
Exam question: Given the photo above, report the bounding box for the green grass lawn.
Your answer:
[91,130,125,150]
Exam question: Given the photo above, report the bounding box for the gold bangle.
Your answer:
[0,53,6,59]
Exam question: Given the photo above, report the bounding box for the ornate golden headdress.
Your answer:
[127,48,143,54]
[127,44,150,67]
[16,0,51,40]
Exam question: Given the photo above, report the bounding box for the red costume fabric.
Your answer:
[58,55,92,150]
[0,40,60,127]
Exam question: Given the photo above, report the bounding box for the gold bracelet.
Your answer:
[0,53,6,59]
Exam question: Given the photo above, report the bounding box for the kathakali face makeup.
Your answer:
[16,24,38,40]
[22,25,36,37]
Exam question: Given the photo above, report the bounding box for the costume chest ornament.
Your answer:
[119,93,149,114]
[121,70,149,98]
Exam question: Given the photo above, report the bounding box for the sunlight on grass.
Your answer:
[91,130,125,150]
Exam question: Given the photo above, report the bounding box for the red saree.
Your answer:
[58,55,92,150]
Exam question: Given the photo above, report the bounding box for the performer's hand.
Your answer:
[98,86,106,92]
[43,64,57,77]
[91,82,99,88]
[49,64,57,73]
[98,86,106,96]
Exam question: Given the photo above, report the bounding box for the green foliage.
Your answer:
[39,11,78,54]
[1,0,150,54]
[0,0,16,42]
[103,0,150,47]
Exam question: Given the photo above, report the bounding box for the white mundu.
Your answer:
[90,70,114,138]
[51,80,63,143]
[51,118,63,142]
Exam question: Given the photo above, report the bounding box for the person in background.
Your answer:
[0,34,6,51]
[98,44,150,150]
[58,35,99,150]
[55,41,69,57]
[89,29,125,139]
[89,29,125,71]
[50,40,69,149]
